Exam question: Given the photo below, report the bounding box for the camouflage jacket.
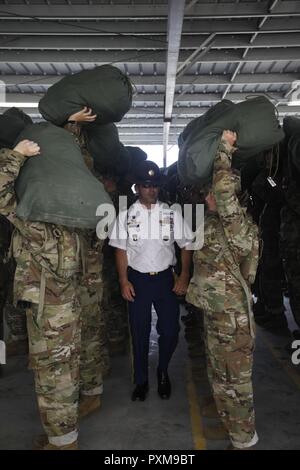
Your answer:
[187,138,259,314]
[0,148,81,305]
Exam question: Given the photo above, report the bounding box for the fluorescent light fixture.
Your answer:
[0,102,39,108]
[288,100,300,106]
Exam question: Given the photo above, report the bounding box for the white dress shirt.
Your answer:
[109,200,194,273]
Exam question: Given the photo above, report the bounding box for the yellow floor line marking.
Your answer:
[260,333,300,390]
[186,363,207,450]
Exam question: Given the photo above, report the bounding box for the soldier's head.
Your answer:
[134,160,162,207]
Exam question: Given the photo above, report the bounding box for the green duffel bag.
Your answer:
[178,99,234,148]
[178,100,236,185]
[0,107,32,149]
[14,122,113,229]
[232,97,283,161]
[85,122,131,176]
[178,96,284,186]
[283,116,300,138]
[39,64,133,126]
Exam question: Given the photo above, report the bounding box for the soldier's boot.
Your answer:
[6,338,28,357]
[201,401,219,418]
[79,394,101,418]
[33,435,78,450]
[203,423,229,440]
[42,441,78,450]
[226,444,255,451]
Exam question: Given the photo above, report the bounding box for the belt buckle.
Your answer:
[149,272,158,275]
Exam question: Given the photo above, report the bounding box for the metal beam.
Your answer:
[176,33,216,78]
[0,5,169,19]
[0,91,289,104]
[0,2,299,19]
[1,73,299,88]
[119,136,179,144]
[2,105,299,118]
[163,0,185,167]
[117,127,182,134]
[119,118,189,127]
[0,47,299,64]
[1,32,300,50]
[0,18,299,36]
[0,35,168,51]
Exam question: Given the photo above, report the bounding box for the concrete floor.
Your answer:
[0,304,300,450]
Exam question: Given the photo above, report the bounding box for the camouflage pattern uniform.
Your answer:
[187,138,259,449]
[0,148,81,446]
[66,122,110,380]
[77,230,108,392]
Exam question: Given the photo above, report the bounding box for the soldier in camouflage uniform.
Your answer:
[187,130,259,450]
[64,114,110,412]
[0,140,82,449]
[0,108,107,450]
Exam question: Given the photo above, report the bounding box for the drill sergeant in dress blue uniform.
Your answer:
[109,160,193,401]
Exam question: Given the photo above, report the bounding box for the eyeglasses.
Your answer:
[141,183,160,189]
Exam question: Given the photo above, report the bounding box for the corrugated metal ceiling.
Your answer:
[0,0,299,148]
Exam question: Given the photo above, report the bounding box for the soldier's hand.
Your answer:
[68,106,97,123]
[14,140,40,158]
[222,130,237,147]
[120,279,136,302]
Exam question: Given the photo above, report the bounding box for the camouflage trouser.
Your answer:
[26,298,80,445]
[77,279,109,395]
[204,305,258,448]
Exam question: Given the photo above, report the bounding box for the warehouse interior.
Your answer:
[0,0,300,161]
[0,0,300,451]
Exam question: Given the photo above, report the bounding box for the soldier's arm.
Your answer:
[0,141,40,224]
[115,248,135,302]
[213,131,253,258]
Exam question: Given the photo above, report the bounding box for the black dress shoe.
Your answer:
[157,369,171,399]
[131,382,149,401]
